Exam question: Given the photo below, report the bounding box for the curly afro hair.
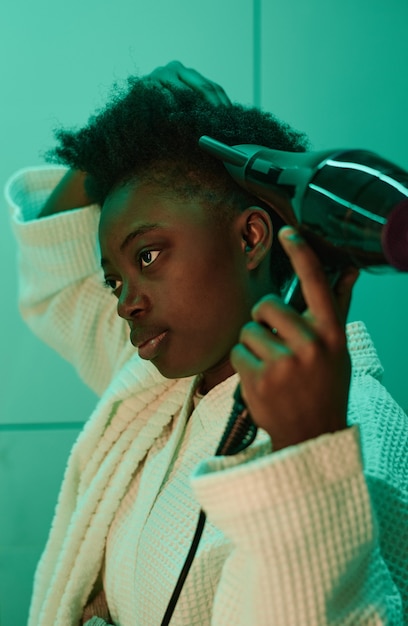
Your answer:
[47,77,309,292]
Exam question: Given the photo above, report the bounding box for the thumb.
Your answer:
[333,267,360,324]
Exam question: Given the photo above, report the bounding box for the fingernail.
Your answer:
[279,226,304,243]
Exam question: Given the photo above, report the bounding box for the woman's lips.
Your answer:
[132,330,169,360]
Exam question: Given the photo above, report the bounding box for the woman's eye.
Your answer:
[139,250,160,269]
[103,277,122,292]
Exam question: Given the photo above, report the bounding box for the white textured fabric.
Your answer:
[6,167,408,625]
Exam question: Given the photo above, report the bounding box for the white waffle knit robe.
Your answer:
[6,167,408,626]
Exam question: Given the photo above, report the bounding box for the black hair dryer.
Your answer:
[198,136,408,455]
[199,135,408,275]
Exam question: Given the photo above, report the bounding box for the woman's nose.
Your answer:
[117,283,148,320]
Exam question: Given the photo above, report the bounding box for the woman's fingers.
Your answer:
[175,62,231,105]
[147,60,231,106]
[278,227,338,326]
[238,319,291,362]
[251,295,315,351]
[332,266,360,321]
[278,227,359,332]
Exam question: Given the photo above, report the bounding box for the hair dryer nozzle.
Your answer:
[199,136,247,167]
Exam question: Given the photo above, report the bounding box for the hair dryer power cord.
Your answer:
[160,385,256,625]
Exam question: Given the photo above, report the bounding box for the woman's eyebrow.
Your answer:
[100,222,161,269]
[119,222,161,252]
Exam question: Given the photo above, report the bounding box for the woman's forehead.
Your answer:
[100,181,214,230]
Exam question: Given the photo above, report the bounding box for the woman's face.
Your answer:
[98,181,259,391]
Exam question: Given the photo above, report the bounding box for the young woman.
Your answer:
[7,61,407,625]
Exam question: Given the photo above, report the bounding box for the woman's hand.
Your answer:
[146,60,231,106]
[230,227,360,451]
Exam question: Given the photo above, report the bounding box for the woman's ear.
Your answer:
[237,207,273,270]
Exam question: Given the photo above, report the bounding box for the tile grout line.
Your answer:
[253,0,262,107]
[0,422,85,431]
